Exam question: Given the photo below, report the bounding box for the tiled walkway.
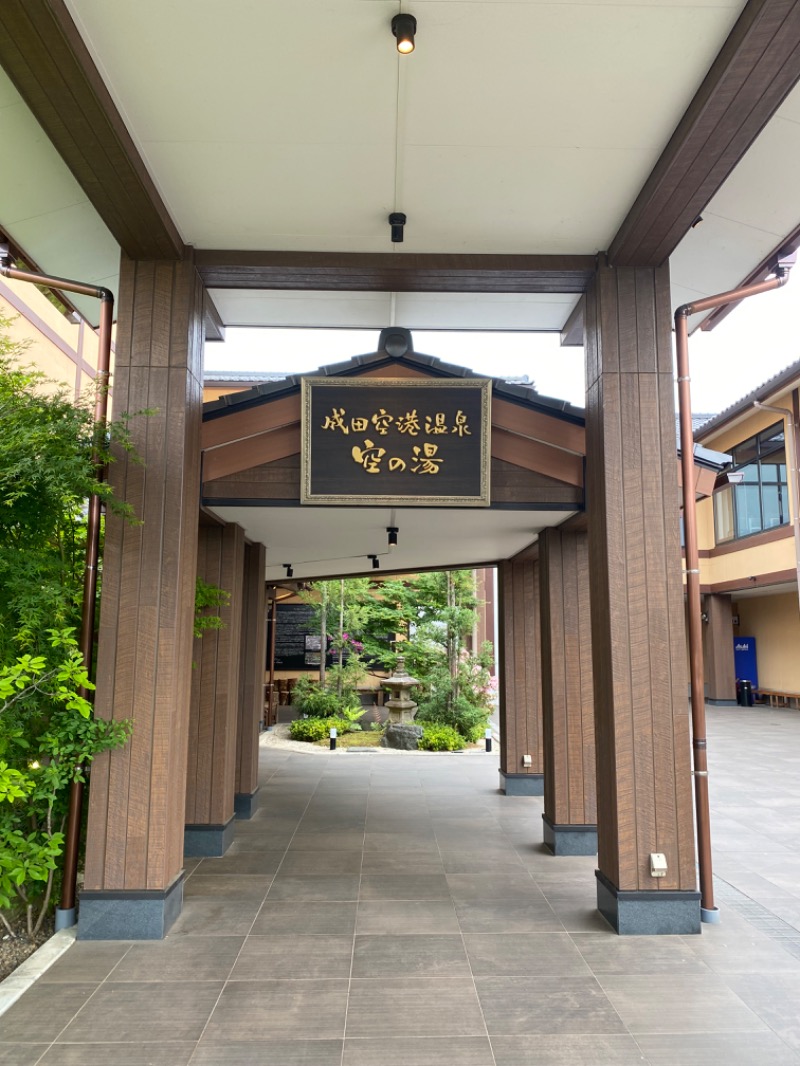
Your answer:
[2,706,800,1065]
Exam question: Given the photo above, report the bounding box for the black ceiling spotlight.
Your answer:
[391,13,417,54]
[389,212,407,243]
[284,564,294,578]
[387,527,399,549]
[369,554,380,570]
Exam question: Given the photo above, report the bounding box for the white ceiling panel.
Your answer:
[205,503,569,582]
[0,69,120,325]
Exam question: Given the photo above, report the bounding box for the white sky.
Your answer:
[203,273,800,417]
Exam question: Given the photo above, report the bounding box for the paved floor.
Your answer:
[2,706,800,1065]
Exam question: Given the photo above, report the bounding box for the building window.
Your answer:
[714,422,788,543]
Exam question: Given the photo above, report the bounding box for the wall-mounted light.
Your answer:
[369,554,380,570]
[284,564,294,578]
[388,212,406,243]
[387,527,399,549]
[391,13,417,54]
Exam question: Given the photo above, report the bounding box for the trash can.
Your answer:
[738,679,754,707]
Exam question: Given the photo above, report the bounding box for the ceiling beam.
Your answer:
[609,0,800,267]
[195,251,596,294]
[0,0,183,260]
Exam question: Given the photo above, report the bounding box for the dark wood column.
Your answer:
[702,593,737,704]
[235,542,267,818]
[185,522,246,856]
[81,254,204,939]
[540,528,597,855]
[498,558,543,795]
[585,262,699,934]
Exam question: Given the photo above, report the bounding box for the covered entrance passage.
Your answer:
[2,0,800,946]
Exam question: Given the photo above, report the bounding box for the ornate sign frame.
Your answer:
[301,377,491,506]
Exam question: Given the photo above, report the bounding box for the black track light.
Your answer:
[391,13,417,54]
[284,564,293,578]
[369,555,380,570]
[387,527,399,549]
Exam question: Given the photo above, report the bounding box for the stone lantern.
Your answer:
[381,655,423,749]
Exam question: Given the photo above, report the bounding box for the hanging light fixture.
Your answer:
[387,527,399,549]
[392,13,417,54]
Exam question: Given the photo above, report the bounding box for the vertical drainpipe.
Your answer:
[675,257,794,923]
[0,249,113,930]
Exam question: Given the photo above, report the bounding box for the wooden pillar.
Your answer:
[234,542,267,818]
[540,528,597,854]
[81,254,204,939]
[184,522,246,856]
[702,593,736,704]
[585,262,699,934]
[498,558,543,795]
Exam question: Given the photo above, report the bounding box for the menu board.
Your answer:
[271,603,329,671]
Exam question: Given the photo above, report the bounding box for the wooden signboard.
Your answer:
[301,377,491,506]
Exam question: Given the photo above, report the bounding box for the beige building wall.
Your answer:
[734,592,800,692]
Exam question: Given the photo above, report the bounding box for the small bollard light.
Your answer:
[329,726,337,750]
[485,727,492,753]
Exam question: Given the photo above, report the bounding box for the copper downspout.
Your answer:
[267,589,278,727]
[675,258,793,923]
[0,251,113,930]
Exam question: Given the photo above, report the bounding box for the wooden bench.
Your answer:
[755,689,800,709]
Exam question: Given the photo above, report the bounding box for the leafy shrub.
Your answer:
[289,718,330,742]
[291,676,345,719]
[419,723,464,751]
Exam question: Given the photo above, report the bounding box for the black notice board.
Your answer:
[271,603,325,671]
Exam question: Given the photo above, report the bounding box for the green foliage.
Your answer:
[419,723,464,751]
[288,717,331,742]
[194,577,230,640]
[0,324,135,937]
[291,676,342,718]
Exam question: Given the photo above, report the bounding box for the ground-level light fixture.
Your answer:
[387,526,399,549]
[391,13,417,53]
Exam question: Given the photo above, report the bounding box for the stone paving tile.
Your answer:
[267,874,361,901]
[356,900,461,935]
[278,849,363,875]
[37,1045,197,1065]
[0,1047,50,1065]
[106,936,244,982]
[352,934,471,978]
[359,874,451,900]
[342,1036,495,1065]
[0,983,97,1042]
[202,979,349,1042]
[454,897,562,933]
[571,932,713,975]
[490,1035,651,1065]
[464,932,591,976]
[57,981,224,1043]
[229,934,353,979]
[599,974,768,1035]
[191,1039,344,1065]
[346,977,486,1038]
[38,941,131,984]
[168,896,265,937]
[723,973,800,1051]
[635,1031,800,1064]
[193,850,285,876]
[475,975,627,1036]
[252,900,358,936]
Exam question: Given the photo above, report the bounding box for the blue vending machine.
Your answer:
[733,637,758,705]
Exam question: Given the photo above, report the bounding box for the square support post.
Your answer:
[80,254,205,940]
[235,541,267,819]
[540,528,597,855]
[585,263,700,934]
[498,558,543,795]
[184,522,246,856]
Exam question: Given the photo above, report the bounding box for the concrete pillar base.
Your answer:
[499,770,544,795]
[78,873,184,940]
[184,815,236,857]
[234,787,260,820]
[542,814,597,855]
[596,870,701,935]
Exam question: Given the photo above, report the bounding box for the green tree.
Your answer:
[0,317,133,937]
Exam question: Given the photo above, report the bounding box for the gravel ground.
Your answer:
[0,916,54,983]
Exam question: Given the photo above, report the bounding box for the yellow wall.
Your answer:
[734,592,800,692]
[1,274,109,402]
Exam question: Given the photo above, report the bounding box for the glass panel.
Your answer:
[761,484,784,529]
[734,483,763,537]
[760,447,786,482]
[733,436,758,468]
[739,463,759,483]
[714,487,734,543]
[759,423,785,453]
